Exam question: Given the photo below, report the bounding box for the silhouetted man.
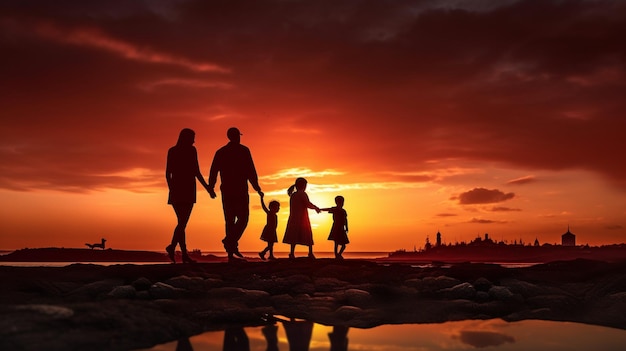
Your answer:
[208,127,263,261]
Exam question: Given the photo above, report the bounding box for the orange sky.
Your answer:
[1,1,625,252]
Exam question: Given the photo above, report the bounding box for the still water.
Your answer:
[140,318,626,351]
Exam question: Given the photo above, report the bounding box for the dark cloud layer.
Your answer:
[491,206,521,212]
[507,176,537,186]
[458,188,515,204]
[1,0,625,191]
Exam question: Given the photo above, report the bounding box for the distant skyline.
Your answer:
[1,0,625,252]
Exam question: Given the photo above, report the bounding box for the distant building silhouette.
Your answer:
[424,236,432,250]
[436,231,442,247]
[561,226,576,246]
[534,238,540,247]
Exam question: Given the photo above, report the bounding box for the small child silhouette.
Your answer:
[259,193,280,260]
[321,196,349,259]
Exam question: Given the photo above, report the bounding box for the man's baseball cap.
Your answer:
[227,127,242,139]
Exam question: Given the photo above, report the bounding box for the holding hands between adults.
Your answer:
[206,188,261,200]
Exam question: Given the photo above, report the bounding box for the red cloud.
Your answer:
[469,218,508,224]
[507,176,537,185]
[457,188,515,204]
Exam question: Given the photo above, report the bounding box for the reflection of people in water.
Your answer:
[282,318,314,351]
[328,326,349,351]
[176,337,194,351]
[223,327,250,351]
[166,128,211,264]
[261,323,279,351]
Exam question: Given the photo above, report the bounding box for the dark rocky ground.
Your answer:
[1,258,625,350]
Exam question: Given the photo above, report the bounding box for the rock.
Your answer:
[441,282,477,300]
[314,277,348,292]
[609,291,626,302]
[131,277,152,291]
[405,276,461,293]
[149,282,186,299]
[314,264,353,279]
[348,282,416,300]
[488,286,515,301]
[271,294,295,307]
[335,305,362,320]
[476,291,490,302]
[165,275,206,292]
[14,304,74,319]
[108,285,137,299]
[207,287,248,298]
[136,291,151,300]
[473,277,493,292]
[343,289,373,307]
[207,287,271,307]
[501,279,549,298]
[240,290,272,307]
[69,279,125,299]
[291,283,315,295]
[349,309,385,328]
[507,307,553,322]
[526,294,578,312]
[204,278,224,289]
[284,274,312,285]
[309,296,337,310]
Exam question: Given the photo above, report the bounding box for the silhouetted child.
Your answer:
[321,196,349,259]
[259,193,279,260]
[282,177,320,259]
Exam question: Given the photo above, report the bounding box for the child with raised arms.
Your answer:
[259,193,279,260]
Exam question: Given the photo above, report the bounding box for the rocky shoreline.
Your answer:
[1,258,625,350]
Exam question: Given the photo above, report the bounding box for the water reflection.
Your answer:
[282,318,313,351]
[142,319,626,351]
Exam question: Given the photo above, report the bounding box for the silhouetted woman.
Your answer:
[282,177,320,259]
[166,128,210,263]
[282,318,314,351]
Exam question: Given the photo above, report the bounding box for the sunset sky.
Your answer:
[1,0,625,253]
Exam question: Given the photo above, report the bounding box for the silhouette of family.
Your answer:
[165,127,349,263]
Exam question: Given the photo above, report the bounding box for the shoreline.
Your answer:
[3,245,625,264]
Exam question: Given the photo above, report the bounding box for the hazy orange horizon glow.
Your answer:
[1,1,625,253]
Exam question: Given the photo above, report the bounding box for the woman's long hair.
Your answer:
[176,128,195,147]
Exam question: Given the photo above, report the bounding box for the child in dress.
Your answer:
[321,196,349,259]
[259,193,280,260]
[282,177,321,259]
